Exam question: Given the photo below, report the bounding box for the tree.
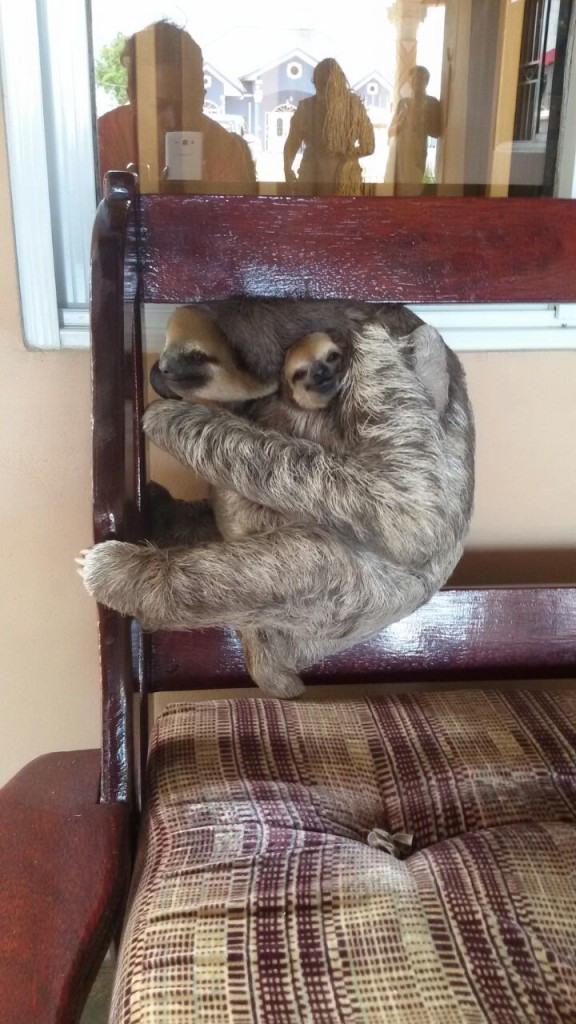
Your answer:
[95,33,129,106]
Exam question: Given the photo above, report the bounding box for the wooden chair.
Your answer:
[1,171,576,1022]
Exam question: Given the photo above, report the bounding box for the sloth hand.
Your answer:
[143,399,214,451]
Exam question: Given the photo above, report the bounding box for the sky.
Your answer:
[90,0,445,94]
[90,0,398,53]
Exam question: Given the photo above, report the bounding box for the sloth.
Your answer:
[79,301,475,699]
[208,328,350,540]
[283,330,346,410]
[147,319,352,696]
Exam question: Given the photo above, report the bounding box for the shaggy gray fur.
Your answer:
[196,299,423,381]
[81,306,474,699]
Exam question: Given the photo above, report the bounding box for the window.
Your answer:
[1,0,576,349]
[0,0,96,348]
[286,62,303,80]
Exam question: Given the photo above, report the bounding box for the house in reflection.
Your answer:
[240,49,317,155]
[203,62,247,136]
[351,70,393,181]
[354,70,392,113]
[202,29,394,180]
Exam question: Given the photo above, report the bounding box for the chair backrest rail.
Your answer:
[140,194,576,304]
[149,586,576,691]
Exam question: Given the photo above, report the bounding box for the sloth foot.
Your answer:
[251,666,306,700]
[76,540,154,618]
[241,629,306,699]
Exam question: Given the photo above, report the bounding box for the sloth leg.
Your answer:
[78,527,359,636]
[239,628,305,700]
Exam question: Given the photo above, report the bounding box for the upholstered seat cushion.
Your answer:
[110,690,576,1022]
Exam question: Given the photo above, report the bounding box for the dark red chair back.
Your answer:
[90,172,576,803]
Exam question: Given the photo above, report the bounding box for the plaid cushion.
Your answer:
[111,690,576,1022]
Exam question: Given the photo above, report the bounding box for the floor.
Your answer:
[80,955,115,1024]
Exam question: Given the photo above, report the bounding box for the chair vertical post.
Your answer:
[90,172,141,806]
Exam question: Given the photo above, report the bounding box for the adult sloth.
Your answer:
[79,303,474,698]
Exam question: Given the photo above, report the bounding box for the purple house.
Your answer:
[202,29,391,177]
[203,62,247,134]
[240,48,319,152]
[352,70,393,115]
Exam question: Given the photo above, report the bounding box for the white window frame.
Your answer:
[1,0,576,351]
[0,0,97,348]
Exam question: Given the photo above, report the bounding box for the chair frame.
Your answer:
[2,171,576,1022]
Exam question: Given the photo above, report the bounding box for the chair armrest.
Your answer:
[0,750,132,1024]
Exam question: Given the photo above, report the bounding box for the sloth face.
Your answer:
[156,341,219,399]
[150,306,276,403]
[284,332,345,411]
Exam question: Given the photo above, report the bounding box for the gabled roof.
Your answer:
[203,60,245,97]
[204,26,354,82]
[352,69,394,93]
[203,25,395,93]
[242,46,319,81]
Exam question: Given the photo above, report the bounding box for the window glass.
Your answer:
[90,0,573,197]
[2,0,575,349]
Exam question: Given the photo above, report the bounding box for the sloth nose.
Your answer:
[158,349,201,379]
[311,361,330,384]
[158,350,181,376]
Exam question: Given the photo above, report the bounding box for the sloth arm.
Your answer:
[143,399,450,568]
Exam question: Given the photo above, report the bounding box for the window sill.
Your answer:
[51,303,576,352]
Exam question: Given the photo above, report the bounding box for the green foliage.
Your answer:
[422,165,436,185]
[95,33,129,105]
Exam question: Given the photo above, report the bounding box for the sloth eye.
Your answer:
[326,350,341,363]
[186,350,209,363]
[292,369,307,382]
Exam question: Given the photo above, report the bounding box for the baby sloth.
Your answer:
[149,319,349,697]
[283,332,345,411]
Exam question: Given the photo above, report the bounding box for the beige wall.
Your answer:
[0,113,100,786]
[453,349,576,585]
[1,112,575,786]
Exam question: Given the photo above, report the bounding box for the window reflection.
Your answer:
[91,0,572,198]
[385,64,441,195]
[283,58,375,195]
[96,22,257,192]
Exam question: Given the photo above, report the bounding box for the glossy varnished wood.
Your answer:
[0,751,131,1024]
[90,172,143,805]
[140,195,576,304]
[149,587,576,690]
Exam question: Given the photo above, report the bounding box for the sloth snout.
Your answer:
[158,350,185,377]
[158,348,206,380]
[311,361,331,384]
